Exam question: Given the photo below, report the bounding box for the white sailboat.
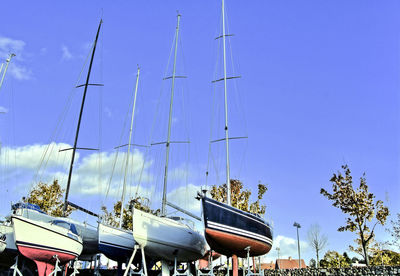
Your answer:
[132,14,207,263]
[10,20,104,275]
[11,203,83,275]
[98,66,141,263]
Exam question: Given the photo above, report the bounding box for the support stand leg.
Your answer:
[10,255,23,276]
[48,255,62,276]
[161,260,169,276]
[232,255,238,276]
[93,254,101,276]
[123,246,138,276]
[70,258,80,276]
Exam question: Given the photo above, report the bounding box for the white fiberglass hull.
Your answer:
[0,223,16,253]
[98,222,135,262]
[132,208,207,262]
[12,215,83,268]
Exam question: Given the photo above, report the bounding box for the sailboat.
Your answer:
[11,20,104,275]
[198,0,273,259]
[97,67,141,263]
[11,205,83,275]
[59,18,104,260]
[132,14,207,263]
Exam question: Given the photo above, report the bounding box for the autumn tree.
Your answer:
[24,180,73,217]
[320,251,350,268]
[101,196,159,230]
[210,179,267,215]
[320,165,389,266]
[307,224,328,268]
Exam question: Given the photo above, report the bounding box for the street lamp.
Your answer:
[293,222,301,269]
[276,247,280,269]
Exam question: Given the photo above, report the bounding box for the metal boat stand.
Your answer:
[123,244,148,276]
[172,257,193,276]
[244,247,262,276]
[94,254,102,276]
[224,257,230,276]
[10,255,23,276]
[196,251,215,276]
[48,255,62,276]
[70,258,80,276]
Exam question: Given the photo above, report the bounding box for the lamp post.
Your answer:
[276,247,280,269]
[293,222,301,269]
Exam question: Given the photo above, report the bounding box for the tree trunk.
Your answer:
[316,250,319,268]
[362,241,370,266]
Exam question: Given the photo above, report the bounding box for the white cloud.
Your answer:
[0,37,25,54]
[0,36,32,80]
[0,106,8,113]
[261,235,309,263]
[167,183,202,213]
[0,143,74,171]
[8,64,32,80]
[0,143,157,201]
[61,45,73,60]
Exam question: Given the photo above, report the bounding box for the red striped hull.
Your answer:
[17,245,77,276]
[205,228,272,257]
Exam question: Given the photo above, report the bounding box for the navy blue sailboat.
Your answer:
[198,0,273,258]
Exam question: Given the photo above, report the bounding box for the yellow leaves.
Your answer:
[24,180,73,217]
[101,196,157,230]
[210,179,267,215]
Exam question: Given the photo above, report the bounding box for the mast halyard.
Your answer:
[222,0,231,206]
[119,66,140,228]
[161,14,181,216]
[0,53,16,92]
[63,19,103,214]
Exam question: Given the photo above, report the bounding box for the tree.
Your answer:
[101,196,159,230]
[24,180,73,217]
[210,179,267,215]
[387,213,400,250]
[307,224,328,268]
[369,244,400,266]
[309,258,316,268]
[320,251,350,268]
[320,165,389,265]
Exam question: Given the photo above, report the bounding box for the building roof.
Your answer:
[276,257,306,269]
[260,262,275,270]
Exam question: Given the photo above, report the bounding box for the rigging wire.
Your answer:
[134,24,177,206]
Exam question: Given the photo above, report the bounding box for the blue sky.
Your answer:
[1,0,400,264]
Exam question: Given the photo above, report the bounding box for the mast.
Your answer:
[63,19,103,214]
[161,14,181,216]
[0,53,16,92]
[119,66,140,228]
[222,0,231,206]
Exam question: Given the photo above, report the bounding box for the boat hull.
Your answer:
[98,223,136,262]
[12,215,83,273]
[133,208,207,262]
[201,196,272,257]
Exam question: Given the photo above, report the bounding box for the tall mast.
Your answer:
[0,53,16,92]
[119,66,140,228]
[222,0,231,206]
[161,14,181,216]
[63,19,103,214]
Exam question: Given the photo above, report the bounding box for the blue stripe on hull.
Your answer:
[98,243,132,262]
